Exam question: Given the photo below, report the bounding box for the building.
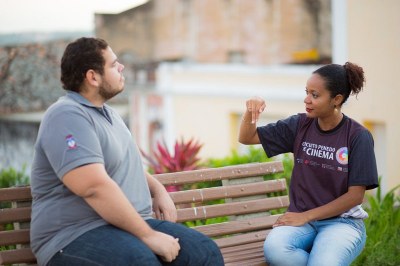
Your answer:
[95,0,400,194]
[95,0,332,154]
[95,0,331,65]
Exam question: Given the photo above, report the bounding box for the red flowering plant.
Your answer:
[141,138,203,192]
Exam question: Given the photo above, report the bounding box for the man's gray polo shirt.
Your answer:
[30,91,153,266]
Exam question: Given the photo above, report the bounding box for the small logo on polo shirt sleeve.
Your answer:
[65,134,77,149]
[336,147,348,165]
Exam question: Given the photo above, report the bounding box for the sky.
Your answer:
[0,0,148,33]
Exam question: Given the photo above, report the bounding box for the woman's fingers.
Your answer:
[246,97,266,123]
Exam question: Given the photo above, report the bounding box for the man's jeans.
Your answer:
[264,217,366,266]
[48,219,224,266]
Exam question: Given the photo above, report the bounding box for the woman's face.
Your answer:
[304,73,336,119]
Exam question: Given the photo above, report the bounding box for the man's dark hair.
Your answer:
[61,37,108,92]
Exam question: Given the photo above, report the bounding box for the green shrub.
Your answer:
[0,166,29,188]
[352,180,400,266]
[206,146,293,187]
[0,166,29,210]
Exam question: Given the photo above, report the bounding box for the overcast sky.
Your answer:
[0,0,147,33]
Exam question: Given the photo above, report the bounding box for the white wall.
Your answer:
[345,0,400,193]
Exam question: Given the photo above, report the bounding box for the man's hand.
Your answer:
[152,189,177,222]
[146,172,178,222]
[141,231,181,262]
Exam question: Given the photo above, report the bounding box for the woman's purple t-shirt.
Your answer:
[257,113,378,214]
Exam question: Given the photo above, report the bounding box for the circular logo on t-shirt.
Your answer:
[65,134,77,149]
[336,147,348,165]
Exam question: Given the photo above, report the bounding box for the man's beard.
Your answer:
[98,80,123,101]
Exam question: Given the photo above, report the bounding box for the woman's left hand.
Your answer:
[273,211,309,227]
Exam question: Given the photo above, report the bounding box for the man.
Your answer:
[30,37,223,266]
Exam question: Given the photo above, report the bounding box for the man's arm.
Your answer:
[146,172,178,222]
[62,163,180,262]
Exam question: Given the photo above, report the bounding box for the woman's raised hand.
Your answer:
[246,97,266,123]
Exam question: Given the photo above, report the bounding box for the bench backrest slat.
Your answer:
[0,229,30,246]
[155,161,284,185]
[0,186,32,202]
[0,207,32,224]
[169,179,286,204]
[176,196,289,222]
[0,248,37,265]
[214,229,269,248]
[222,241,264,254]
[194,214,280,237]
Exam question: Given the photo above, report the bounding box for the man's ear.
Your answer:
[85,69,100,87]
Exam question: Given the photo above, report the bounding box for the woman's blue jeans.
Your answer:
[264,217,366,266]
[48,219,224,266]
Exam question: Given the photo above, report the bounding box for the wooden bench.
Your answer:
[0,161,288,266]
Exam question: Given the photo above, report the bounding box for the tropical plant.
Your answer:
[352,179,400,266]
[141,137,203,191]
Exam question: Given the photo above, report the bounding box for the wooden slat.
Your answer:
[0,229,30,246]
[225,255,267,266]
[176,196,289,222]
[214,229,271,248]
[224,251,265,264]
[221,241,264,255]
[0,207,32,224]
[155,161,284,186]
[223,244,265,263]
[0,186,32,202]
[0,248,37,265]
[193,214,281,237]
[170,179,286,204]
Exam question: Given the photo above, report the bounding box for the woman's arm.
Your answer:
[274,185,366,227]
[238,97,266,144]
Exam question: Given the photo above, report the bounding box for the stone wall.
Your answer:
[0,41,66,113]
[0,39,131,114]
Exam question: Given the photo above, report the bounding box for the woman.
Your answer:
[239,62,378,266]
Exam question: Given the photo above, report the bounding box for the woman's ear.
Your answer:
[334,94,344,107]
